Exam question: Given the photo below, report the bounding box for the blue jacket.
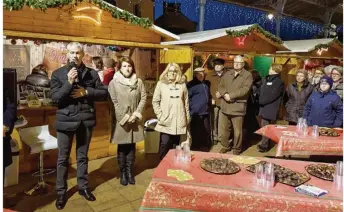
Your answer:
[303,90,343,128]
[187,79,211,116]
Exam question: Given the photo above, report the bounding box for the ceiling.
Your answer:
[217,0,343,25]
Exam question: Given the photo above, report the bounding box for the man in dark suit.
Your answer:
[3,89,16,179]
[50,42,107,210]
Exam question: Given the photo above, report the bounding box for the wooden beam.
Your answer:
[3,30,189,50]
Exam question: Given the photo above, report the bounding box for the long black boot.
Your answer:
[117,145,128,186]
[126,144,136,185]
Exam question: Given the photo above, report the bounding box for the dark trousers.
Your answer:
[218,112,244,154]
[56,123,93,195]
[259,118,276,149]
[159,133,180,160]
[190,114,211,150]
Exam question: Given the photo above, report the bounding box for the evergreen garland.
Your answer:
[193,55,204,68]
[226,24,283,45]
[207,54,217,70]
[314,39,343,51]
[4,0,153,28]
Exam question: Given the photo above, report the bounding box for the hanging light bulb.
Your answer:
[267,13,274,20]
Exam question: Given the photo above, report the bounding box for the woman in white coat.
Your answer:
[152,63,190,160]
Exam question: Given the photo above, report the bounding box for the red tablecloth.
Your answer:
[140,150,343,212]
[255,125,343,157]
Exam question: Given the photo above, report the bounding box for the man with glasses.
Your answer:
[217,55,253,155]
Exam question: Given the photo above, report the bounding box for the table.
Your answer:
[140,150,343,212]
[255,125,343,157]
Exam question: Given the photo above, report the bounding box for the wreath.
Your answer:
[207,54,217,70]
[193,55,204,68]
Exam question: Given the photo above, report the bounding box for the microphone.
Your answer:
[69,61,78,83]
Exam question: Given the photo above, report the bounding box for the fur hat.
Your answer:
[319,75,334,88]
[234,55,244,63]
[213,58,225,65]
[194,67,205,73]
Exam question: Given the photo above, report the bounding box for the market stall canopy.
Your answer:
[161,24,288,54]
[277,38,343,58]
[3,0,182,49]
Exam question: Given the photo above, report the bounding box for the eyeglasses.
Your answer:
[331,73,341,76]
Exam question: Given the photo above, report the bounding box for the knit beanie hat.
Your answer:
[319,75,334,88]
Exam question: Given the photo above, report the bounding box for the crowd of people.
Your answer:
[4,42,341,210]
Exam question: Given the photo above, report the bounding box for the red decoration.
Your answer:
[234,36,247,48]
[34,40,41,46]
[22,39,28,43]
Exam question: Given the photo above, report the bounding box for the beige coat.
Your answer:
[152,75,190,135]
[218,69,253,116]
[108,71,147,144]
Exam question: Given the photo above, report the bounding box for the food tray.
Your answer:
[319,127,340,137]
[246,161,310,187]
[305,164,335,181]
[200,158,241,175]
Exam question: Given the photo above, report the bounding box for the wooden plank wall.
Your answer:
[3,2,161,44]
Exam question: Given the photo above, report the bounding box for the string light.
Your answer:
[73,6,103,25]
[154,0,330,40]
[317,48,328,55]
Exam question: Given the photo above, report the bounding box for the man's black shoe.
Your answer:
[79,189,96,201]
[55,194,67,210]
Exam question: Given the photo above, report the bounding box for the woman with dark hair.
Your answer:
[108,57,147,186]
[92,56,104,82]
[284,69,314,125]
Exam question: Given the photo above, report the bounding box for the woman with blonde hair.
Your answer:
[284,69,314,125]
[152,63,190,160]
[108,57,147,186]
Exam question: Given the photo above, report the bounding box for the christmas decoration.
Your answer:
[226,24,283,45]
[193,55,204,68]
[234,35,247,47]
[4,0,153,28]
[108,46,127,52]
[206,54,216,70]
[11,39,17,45]
[34,40,41,46]
[22,39,28,43]
[314,39,343,51]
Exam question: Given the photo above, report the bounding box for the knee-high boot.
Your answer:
[117,145,128,186]
[126,144,136,185]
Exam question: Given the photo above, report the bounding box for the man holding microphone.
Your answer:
[50,42,107,210]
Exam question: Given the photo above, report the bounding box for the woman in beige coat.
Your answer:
[152,63,190,160]
[108,57,147,186]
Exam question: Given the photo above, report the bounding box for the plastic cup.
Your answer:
[264,163,275,189]
[312,125,319,138]
[334,161,343,191]
[255,163,264,186]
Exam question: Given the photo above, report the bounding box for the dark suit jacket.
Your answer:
[3,90,16,167]
[50,63,108,131]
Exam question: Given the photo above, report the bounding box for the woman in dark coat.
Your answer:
[284,69,314,125]
[257,64,285,152]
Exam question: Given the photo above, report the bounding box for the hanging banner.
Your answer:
[43,47,68,78]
